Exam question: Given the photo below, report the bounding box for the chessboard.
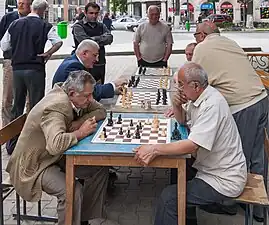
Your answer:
[116,89,172,108]
[92,115,172,145]
[127,76,171,90]
[135,66,173,76]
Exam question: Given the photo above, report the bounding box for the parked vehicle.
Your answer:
[112,17,137,30]
[202,14,232,24]
[126,17,172,32]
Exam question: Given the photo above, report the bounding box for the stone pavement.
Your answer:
[0,55,265,225]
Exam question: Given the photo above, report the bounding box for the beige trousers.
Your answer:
[41,163,109,225]
[1,59,30,127]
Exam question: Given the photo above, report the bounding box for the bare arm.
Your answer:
[173,103,186,125]
[163,27,173,61]
[133,41,141,60]
[133,26,142,60]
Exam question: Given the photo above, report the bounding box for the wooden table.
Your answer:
[64,113,189,225]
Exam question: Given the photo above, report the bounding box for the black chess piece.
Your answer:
[119,127,123,135]
[135,127,141,139]
[110,111,113,119]
[142,67,146,75]
[104,130,107,138]
[128,79,132,87]
[126,129,131,138]
[163,98,167,105]
[138,66,143,74]
[139,122,142,129]
[107,118,113,126]
[134,77,140,87]
[172,122,181,140]
[117,115,122,124]
[103,127,106,132]
[130,119,133,126]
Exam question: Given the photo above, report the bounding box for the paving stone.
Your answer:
[118,212,139,222]
[137,199,153,212]
[104,209,121,223]
[88,218,120,225]
[122,203,139,212]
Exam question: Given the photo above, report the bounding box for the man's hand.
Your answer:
[69,120,83,132]
[114,77,128,94]
[133,145,158,166]
[78,116,97,137]
[37,52,52,64]
[164,107,174,118]
[173,86,188,106]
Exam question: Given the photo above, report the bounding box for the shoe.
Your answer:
[200,203,237,215]
[81,221,88,225]
[186,218,198,225]
[239,203,264,223]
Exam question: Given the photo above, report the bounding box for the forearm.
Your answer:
[163,44,172,61]
[154,139,198,156]
[133,42,141,59]
[173,103,186,124]
[45,42,63,55]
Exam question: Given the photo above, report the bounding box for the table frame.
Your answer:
[65,155,186,225]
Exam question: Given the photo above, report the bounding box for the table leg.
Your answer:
[177,159,186,225]
[65,156,75,225]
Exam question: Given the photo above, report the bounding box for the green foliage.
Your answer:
[110,0,127,13]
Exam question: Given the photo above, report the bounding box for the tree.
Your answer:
[110,0,127,14]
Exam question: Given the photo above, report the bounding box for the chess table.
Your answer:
[135,67,173,76]
[64,113,189,225]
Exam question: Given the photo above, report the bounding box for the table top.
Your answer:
[65,113,188,156]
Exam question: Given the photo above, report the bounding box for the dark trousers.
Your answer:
[138,59,167,68]
[232,96,268,218]
[154,165,230,225]
[90,64,106,84]
[6,69,45,155]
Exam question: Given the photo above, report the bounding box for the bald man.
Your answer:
[133,5,173,68]
[192,21,267,221]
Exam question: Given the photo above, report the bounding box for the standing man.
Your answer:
[133,5,173,68]
[192,21,268,221]
[1,0,63,121]
[0,0,31,127]
[72,2,113,84]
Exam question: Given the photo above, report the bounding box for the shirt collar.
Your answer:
[76,54,84,66]
[83,17,98,27]
[71,102,81,116]
[192,85,213,107]
[27,13,39,18]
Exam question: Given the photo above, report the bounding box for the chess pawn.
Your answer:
[100,131,105,140]
[140,100,145,109]
[145,118,151,125]
[161,128,166,137]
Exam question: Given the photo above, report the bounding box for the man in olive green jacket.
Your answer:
[7,70,108,225]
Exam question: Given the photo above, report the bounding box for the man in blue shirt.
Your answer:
[53,39,127,102]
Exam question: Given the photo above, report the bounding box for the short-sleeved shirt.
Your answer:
[192,34,267,114]
[184,85,247,197]
[134,21,173,63]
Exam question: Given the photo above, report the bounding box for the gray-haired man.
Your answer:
[134,62,247,225]
[7,70,108,225]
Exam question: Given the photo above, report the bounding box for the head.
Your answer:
[177,62,208,101]
[194,21,220,43]
[147,5,160,25]
[85,2,100,22]
[76,7,83,14]
[31,0,48,17]
[63,70,96,109]
[75,40,99,69]
[104,12,109,18]
[185,43,197,61]
[17,0,31,16]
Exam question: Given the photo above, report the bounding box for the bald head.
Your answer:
[194,21,220,43]
[147,5,160,25]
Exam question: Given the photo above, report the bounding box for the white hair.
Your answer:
[182,62,208,88]
[31,0,48,11]
[76,39,99,54]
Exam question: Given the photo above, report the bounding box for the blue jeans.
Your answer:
[154,178,230,225]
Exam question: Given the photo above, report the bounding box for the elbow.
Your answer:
[98,108,107,120]
[56,41,63,49]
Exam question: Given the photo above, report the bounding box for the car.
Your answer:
[111,17,137,30]
[202,14,233,24]
[126,17,172,32]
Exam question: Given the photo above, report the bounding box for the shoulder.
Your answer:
[159,21,170,29]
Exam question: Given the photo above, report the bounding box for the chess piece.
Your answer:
[130,119,133,126]
[134,77,140,87]
[110,111,113,119]
[145,101,151,110]
[135,127,141,139]
[103,127,106,132]
[107,118,113,126]
[128,79,132,87]
[104,130,107,138]
[100,131,105,140]
[172,122,181,140]
[141,100,145,109]
[119,127,123,135]
[161,128,166,137]
[145,118,151,125]
[139,121,142,129]
[117,114,122,124]
[126,129,131,138]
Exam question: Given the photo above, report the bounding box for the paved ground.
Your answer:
[0,55,266,225]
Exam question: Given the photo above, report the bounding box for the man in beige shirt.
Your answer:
[133,5,173,68]
[192,21,268,221]
[7,70,108,225]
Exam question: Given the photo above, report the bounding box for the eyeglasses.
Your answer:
[193,32,207,37]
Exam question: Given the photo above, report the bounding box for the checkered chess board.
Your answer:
[91,117,171,145]
[135,67,173,76]
[133,78,171,89]
[115,91,172,107]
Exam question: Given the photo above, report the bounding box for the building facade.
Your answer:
[127,0,269,22]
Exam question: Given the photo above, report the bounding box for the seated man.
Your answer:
[53,39,127,102]
[134,62,247,225]
[7,70,108,225]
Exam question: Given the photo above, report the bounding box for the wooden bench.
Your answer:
[235,129,269,225]
[0,114,57,225]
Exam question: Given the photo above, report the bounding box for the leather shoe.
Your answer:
[81,221,88,225]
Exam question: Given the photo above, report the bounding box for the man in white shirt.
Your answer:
[192,21,268,221]
[134,62,247,225]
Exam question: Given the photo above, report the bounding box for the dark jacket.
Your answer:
[103,17,112,31]
[52,54,115,101]
[0,11,19,59]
